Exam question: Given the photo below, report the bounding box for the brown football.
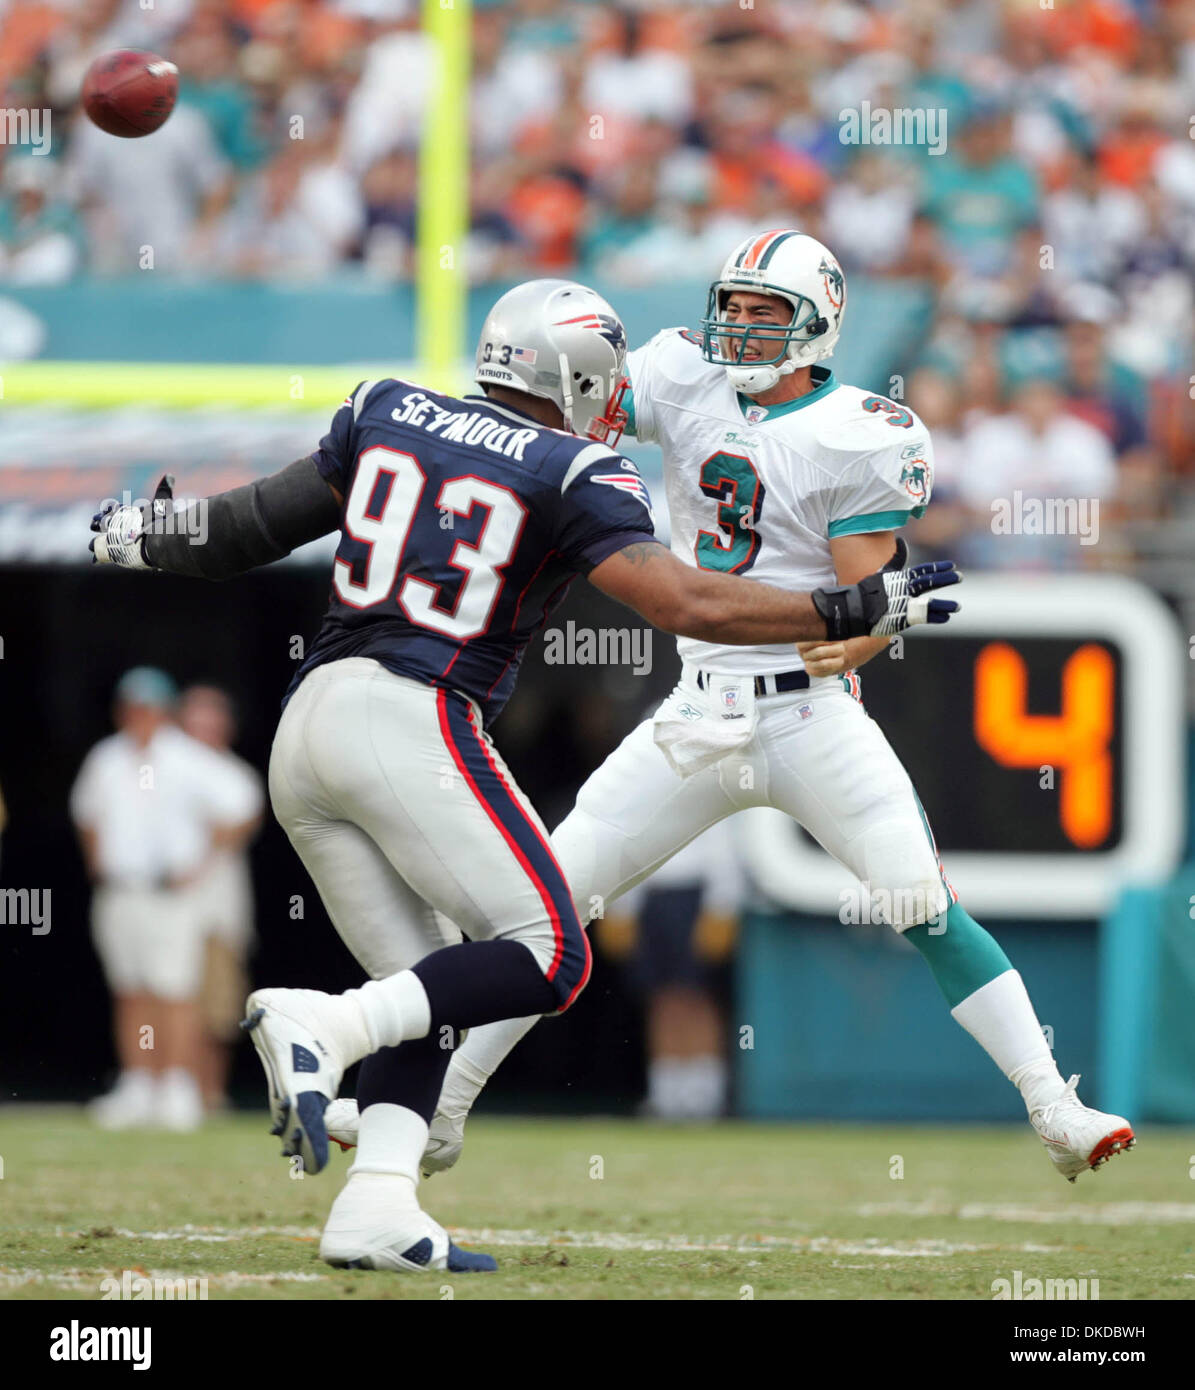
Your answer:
[81,49,179,138]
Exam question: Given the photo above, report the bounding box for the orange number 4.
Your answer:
[973,643,1115,849]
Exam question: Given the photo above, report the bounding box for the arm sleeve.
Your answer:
[143,455,342,580]
[825,435,936,538]
[550,441,657,574]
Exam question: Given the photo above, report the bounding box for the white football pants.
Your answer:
[268,658,589,1003]
[554,663,955,932]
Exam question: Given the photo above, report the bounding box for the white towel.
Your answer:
[652,674,758,778]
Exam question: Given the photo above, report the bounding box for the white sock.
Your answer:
[348,1102,426,1183]
[340,971,432,1056]
[950,969,1066,1115]
[647,1059,686,1117]
[441,1016,539,1111]
[648,1057,728,1119]
[681,1055,727,1119]
[160,1066,199,1096]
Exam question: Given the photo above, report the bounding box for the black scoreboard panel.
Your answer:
[858,636,1125,857]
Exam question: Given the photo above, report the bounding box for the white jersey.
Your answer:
[627,328,935,677]
[70,726,262,888]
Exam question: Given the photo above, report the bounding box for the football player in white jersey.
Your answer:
[326,231,1134,1183]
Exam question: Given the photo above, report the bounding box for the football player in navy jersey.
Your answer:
[92,278,960,1273]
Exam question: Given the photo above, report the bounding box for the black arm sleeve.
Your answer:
[143,456,342,580]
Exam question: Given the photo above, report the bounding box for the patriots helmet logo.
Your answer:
[556,312,627,353]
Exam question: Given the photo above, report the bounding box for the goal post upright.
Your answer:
[417,0,471,394]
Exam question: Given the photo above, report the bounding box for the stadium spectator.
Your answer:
[953,375,1120,570]
[176,684,263,1114]
[64,99,232,273]
[0,154,80,284]
[6,0,1186,564]
[71,667,261,1130]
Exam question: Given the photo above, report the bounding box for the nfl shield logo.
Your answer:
[797,703,813,720]
[745,405,766,425]
[720,686,739,710]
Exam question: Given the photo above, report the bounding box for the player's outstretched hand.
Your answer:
[90,474,174,569]
[812,551,961,639]
[871,560,960,636]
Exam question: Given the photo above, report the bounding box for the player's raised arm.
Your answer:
[89,458,342,579]
[588,536,960,643]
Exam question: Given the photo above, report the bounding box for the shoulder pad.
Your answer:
[810,384,929,460]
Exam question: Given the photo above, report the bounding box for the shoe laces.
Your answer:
[1037,1074,1081,1126]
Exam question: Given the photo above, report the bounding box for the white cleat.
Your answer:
[325,1097,360,1153]
[1030,1074,1136,1182]
[241,988,346,1175]
[156,1068,204,1132]
[88,1070,156,1130]
[319,1171,496,1273]
[323,1097,467,1179]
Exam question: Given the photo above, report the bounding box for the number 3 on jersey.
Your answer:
[334,445,527,638]
[694,451,764,574]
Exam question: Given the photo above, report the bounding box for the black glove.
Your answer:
[813,550,961,639]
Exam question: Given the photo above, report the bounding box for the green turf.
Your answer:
[1,1107,1192,1300]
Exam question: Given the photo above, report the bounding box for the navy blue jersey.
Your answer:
[287,379,656,725]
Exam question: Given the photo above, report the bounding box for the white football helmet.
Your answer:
[701,230,847,394]
[475,278,630,445]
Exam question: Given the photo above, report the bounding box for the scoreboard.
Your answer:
[739,575,1187,918]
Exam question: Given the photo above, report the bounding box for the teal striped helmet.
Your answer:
[701,230,847,393]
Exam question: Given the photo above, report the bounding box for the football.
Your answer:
[81,49,179,138]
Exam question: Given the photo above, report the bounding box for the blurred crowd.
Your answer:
[1,0,1193,563]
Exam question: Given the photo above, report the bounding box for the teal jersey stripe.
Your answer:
[828,506,926,538]
[622,383,636,437]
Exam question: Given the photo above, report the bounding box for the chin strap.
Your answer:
[724,354,800,395]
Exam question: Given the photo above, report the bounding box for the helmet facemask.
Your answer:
[701,282,829,393]
[559,356,630,447]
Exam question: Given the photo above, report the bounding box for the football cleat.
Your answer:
[325,1097,359,1153]
[241,988,346,1175]
[422,1106,467,1176]
[320,1097,466,1179]
[1030,1074,1136,1182]
[319,1172,496,1273]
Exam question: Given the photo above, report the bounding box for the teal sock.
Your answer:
[905,902,1012,1009]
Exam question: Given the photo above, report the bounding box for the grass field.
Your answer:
[1,1106,1193,1300]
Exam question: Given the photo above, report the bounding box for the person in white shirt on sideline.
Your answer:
[177,685,263,1113]
[598,819,745,1121]
[70,668,261,1131]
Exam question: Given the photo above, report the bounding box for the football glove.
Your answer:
[90,474,174,570]
[813,542,961,639]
